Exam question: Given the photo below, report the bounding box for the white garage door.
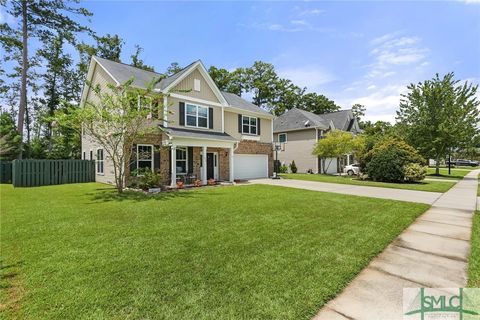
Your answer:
[234,154,268,180]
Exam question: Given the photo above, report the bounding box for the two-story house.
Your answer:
[273,107,361,174]
[81,56,274,186]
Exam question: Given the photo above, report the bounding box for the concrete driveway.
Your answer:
[248,178,443,204]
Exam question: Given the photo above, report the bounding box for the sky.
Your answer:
[2,0,480,123]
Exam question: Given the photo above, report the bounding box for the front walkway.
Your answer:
[313,169,479,320]
[249,178,442,204]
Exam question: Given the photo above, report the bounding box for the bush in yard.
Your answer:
[404,163,427,182]
[279,164,288,173]
[130,169,162,190]
[365,138,425,182]
[290,161,297,173]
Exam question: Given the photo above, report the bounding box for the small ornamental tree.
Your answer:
[0,112,22,160]
[55,78,165,193]
[289,160,297,173]
[364,138,425,182]
[313,130,364,174]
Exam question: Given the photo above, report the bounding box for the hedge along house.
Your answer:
[80,56,274,187]
[273,108,362,174]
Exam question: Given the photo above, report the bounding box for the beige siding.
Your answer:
[274,129,318,173]
[81,62,118,185]
[167,96,222,132]
[81,133,117,185]
[224,111,272,143]
[171,67,220,103]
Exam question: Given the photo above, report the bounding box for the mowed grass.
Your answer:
[0,183,428,320]
[427,167,471,179]
[468,211,480,287]
[281,173,456,193]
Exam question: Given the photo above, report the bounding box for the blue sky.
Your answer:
[3,0,480,122]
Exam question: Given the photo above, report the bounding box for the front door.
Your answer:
[207,153,214,179]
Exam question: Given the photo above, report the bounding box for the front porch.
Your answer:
[164,127,237,187]
[170,145,234,187]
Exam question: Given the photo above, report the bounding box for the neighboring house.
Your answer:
[81,56,274,186]
[273,107,361,174]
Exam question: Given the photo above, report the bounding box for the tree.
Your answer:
[208,66,243,95]
[166,62,182,76]
[95,34,123,62]
[270,78,304,116]
[313,130,364,174]
[351,103,366,126]
[130,44,154,72]
[397,73,480,175]
[299,93,340,114]
[243,61,279,109]
[0,112,22,160]
[54,78,165,193]
[0,0,92,158]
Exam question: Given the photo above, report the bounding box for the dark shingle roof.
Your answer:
[273,108,362,134]
[321,110,355,131]
[221,91,271,116]
[165,127,237,141]
[273,108,330,132]
[94,56,271,117]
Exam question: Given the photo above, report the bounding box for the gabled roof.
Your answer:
[273,107,330,132]
[321,109,358,132]
[273,107,362,134]
[91,56,272,117]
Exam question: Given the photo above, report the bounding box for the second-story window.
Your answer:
[186,103,208,128]
[242,115,257,135]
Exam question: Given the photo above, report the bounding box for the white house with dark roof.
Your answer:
[80,56,275,186]
[273,107,361,174]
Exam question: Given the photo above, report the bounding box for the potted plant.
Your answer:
[194,179,202,187]
[207,178,216,186]
[176,181,184,189]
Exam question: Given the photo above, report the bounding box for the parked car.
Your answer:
[344,163,360,176]
[455,159,479,167]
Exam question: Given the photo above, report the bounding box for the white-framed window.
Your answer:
[176,147,187,175]
[96,149,104,174]
[242,115,257,135]
[194,79,201,91]
[137,144,154,171]
[278,133,287,143]
[186,103,208,128]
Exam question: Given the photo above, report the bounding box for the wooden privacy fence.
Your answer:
[12,159,96,187]
[0,161,13,183]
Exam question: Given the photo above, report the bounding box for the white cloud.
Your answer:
[299,8,325,15]
[459,0,480,3]
[277,66,336,92]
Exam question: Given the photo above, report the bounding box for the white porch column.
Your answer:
[202,146,207,185]
[229,146,234,182]
[170,146,176,187]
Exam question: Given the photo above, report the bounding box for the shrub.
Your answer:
[135,169,162,190]
[279,164,289,173]
[404,163,427,182]
[364,138,425,182]
[290,160,297,173]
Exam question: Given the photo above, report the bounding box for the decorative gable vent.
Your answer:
[194,78,201,91]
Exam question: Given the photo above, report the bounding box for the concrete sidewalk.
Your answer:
[313,169,480,320]
[249,178,443,204]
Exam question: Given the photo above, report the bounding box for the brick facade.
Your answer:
[125,137,272,186]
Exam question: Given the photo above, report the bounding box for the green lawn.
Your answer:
[280,173,456,193]
[0,183,428,320]
[427,167,471,179]
[468,211,480,287]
